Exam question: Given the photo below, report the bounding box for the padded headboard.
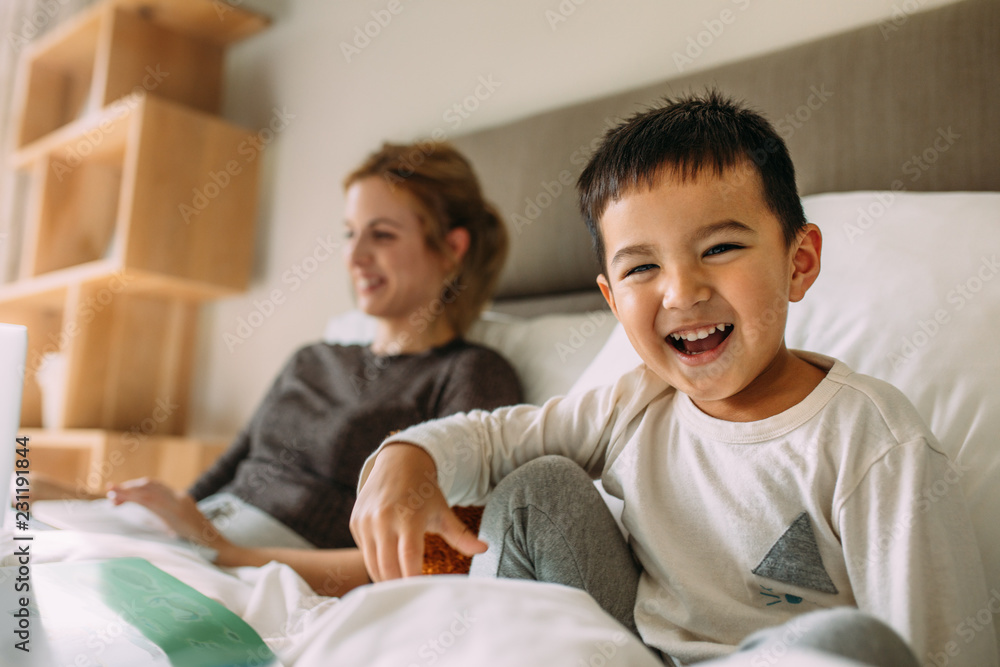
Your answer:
[451,0,999,309]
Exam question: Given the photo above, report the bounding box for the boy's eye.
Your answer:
[624,264,657,277]
[372,230,395,241]
[704,243,742,257]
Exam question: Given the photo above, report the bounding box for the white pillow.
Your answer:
[567,321,642,395]
[323,309,617,406]
[787,191,1000,636]
[322,309,378,345]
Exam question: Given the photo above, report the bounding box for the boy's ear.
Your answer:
[788,224,822,303]
[596,273,620,320]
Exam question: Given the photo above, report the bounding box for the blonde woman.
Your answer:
[110,142,521,595]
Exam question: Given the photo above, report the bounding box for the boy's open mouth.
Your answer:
[668,324,733,355]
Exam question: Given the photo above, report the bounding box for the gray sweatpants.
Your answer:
[469,455,919,667]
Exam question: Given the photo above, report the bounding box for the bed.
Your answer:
[3,0,998,664]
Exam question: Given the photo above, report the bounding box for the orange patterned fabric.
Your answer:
[422,506,484,575]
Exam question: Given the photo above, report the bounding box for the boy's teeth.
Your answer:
[670,324,729,341]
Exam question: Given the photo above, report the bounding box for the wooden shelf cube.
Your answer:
[11,0,269,148]
[13,93,259,296]
[0,280,199,434]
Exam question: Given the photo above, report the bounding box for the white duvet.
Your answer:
[1,525,664,667]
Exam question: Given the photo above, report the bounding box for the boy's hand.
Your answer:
[350,443,487,581]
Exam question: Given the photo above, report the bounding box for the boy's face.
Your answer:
[596,166,821,419]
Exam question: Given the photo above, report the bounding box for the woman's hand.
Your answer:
[350,443,487,581]
[107,478,223,547]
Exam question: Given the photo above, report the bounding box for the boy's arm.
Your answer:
[351,443,487,581]
[352,365,660,581]
[840,440,998,667]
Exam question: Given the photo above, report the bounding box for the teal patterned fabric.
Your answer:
[1,557,277,666]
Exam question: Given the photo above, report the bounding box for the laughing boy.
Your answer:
[350,92,997,667]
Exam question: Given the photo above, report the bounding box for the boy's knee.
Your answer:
[494,455,590,494]
[799,608,905,645]
[743,608,918,667]
[486,455,595,512]
[521,454,589,479]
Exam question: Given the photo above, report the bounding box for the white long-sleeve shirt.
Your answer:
[360,351,998,666]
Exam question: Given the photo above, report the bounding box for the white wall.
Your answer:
[191,0,962,436]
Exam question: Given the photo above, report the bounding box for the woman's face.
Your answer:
[342,176,454,325]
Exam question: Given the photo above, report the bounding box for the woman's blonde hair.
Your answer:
[344,142,508,336]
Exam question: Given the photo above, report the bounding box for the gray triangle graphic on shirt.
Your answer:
[752,512,839,595]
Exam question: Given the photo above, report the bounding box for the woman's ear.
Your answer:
[789,224,822,303]
[443,226,471,268]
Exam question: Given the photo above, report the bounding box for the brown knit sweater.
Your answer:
[188,339,522,548]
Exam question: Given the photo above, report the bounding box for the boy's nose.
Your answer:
[660,269,711,311]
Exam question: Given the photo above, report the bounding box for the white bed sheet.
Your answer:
[0,524,667,667]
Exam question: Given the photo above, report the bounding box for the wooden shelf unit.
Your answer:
[4,0,269,488]
[22,428,229,494]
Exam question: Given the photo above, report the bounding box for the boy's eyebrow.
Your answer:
[609,243,658,268]
[692,220,756,243]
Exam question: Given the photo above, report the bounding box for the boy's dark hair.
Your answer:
[577,90,806,273]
